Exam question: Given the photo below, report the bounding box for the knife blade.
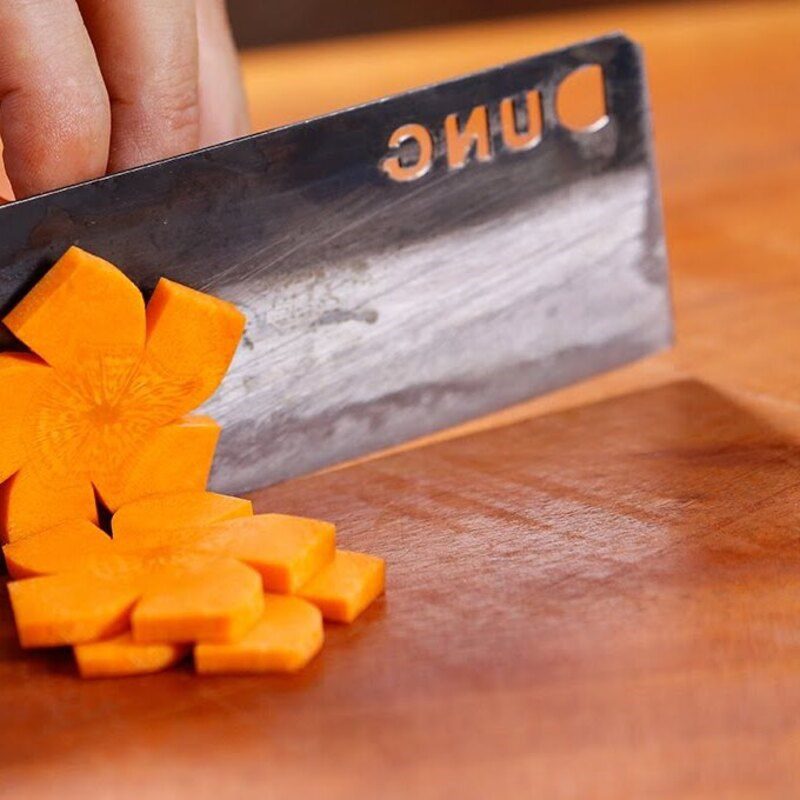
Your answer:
[0,32,671,493]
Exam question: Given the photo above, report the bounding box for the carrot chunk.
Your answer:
[298,550,386,623]
[0,465,98,543]
[74,633,189,678]
[111,491,253,538]
[3,246,145,373]
[195,595,323,674]
[143,277,245,419]
[93,416,220,512]
[3,519,113,579]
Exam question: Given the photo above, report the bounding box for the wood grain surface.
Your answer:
[2,1,800,797]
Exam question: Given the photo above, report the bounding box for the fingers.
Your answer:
[0,0,247,200]
[77,0,200,173]
[196,0,250,146]
[0,0,110,198]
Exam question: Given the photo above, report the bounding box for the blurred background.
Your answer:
[226,0,674,47]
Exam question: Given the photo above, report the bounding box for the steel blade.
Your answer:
[0,33,671,493]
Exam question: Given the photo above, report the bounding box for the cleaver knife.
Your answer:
[0,33,671,494]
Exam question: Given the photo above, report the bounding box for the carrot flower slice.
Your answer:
[4,492,384,679]
[5,495,342,646]
[0,247,244,538]
[6,530,266,648]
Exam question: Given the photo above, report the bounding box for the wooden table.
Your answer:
[2,1,800,797]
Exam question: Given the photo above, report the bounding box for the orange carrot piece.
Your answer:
[0,250,312,659]
[0,465,98,543]
[111,490,253,539]
[0,247,249,541]
[8,510,336,648]
[3,246,145,372]
[298,550,385,623]
[3,519,113,579]
[132,555,264,644]
[93,416,221,512]
[116,513,336,594]
[7,546,265,648]
[0,353,52,485]
[8,572,140,648]
[74,633,189,678]
[195,595,323,675]
[143,277,245,419]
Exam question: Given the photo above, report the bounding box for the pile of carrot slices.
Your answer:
[0,247,384,677]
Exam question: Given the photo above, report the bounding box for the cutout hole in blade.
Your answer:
[556,64,608,132]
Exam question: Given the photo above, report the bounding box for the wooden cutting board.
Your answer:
[2,1,800,797]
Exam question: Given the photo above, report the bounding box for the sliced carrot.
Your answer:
[0,465,98,543]
[3,519,113,579]
[8,572,140,648]
[6,506,338,649]
[0,353,52,485]
[93,416,221,512]
[298,550,386,623]
[195,595,323,675]
[143,277,245,419]
[116,513,336,594]
[0,248,246,541]
[132,554,264,644]
[3,246,145,373]
[7,545,265,647]
[112,490,253,539]
[74,633,189,678]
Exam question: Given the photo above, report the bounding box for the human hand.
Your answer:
[0,0,249,201]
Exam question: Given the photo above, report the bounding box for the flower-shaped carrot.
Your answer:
[3,491,385,676]
[3,492,334,646]
[0,247,245,542]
